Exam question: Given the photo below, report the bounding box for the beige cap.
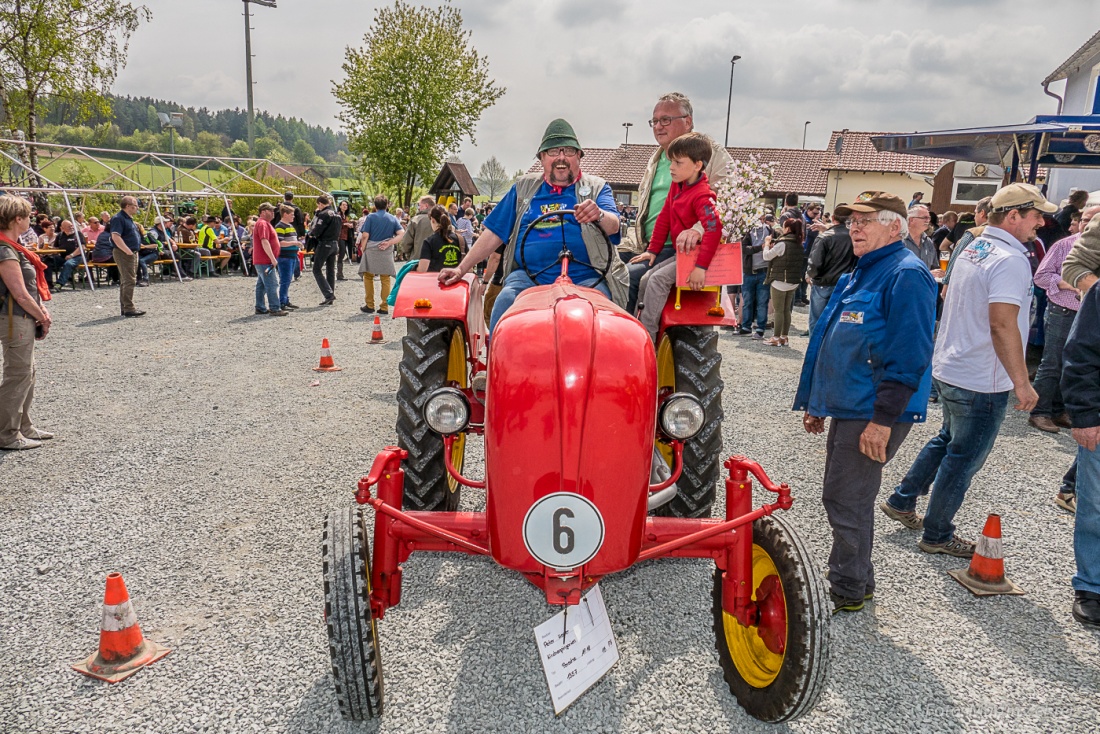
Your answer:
[991,183,1056,213]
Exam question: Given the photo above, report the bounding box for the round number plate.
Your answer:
[522,493,605,571]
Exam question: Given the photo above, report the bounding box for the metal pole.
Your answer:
[221,193,248,275]
[170,127,176,193]
[622,122,632,146]
[149,196,184,283]
[724,56,740,148]
[803,121,810,150]
[61,192,94,292]
[244,0,255,157]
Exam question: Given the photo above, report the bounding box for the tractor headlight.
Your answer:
[424,387,470,435]
[659,393,705,440]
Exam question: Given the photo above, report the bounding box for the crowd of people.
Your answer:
[2,87,1099,631]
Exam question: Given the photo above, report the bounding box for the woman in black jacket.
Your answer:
[762,217,805,346]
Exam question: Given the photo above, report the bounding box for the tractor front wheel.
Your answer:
[323,506,384,720]
[396,319,468,511]
[654,325,724,517]
[713,515,830,722]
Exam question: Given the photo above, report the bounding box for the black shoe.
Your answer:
[377,308,388,315]
[830,591,865,614]
[122,310,146,318]
[136,280,149,287]
[360,305,375,313]
[337,276,348,281]
[209,271,220,278]
[283,302,299,310]
[255,308,269,315]
[736,328,752,336]
[320,298,335,306]
[1073,590,1100,628]
[269,309,289,317]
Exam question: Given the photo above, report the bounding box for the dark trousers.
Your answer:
[312,240,338,299]
[822,418,912,600]
[1032,305,1076,418]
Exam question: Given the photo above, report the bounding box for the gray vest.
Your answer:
[503,173,629,309]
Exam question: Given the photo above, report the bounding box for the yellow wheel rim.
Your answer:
[722,545,787,688]
[446,328,468,495]
[655,334,675,467]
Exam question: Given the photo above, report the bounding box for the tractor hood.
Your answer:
[484,282,656,576]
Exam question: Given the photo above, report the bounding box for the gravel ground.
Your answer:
[1,275,1098,734]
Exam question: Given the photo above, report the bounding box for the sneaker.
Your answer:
[24,428,54,440]
[918,535,976,558]
[0,436,42,450]
[736,328,751,336]
[880,501,924,530]
[283,302,299,310]
[136,280,149,287]
[255,308,269,315]
[830,591,865,614]
[1028,415,1060,433]
[181,276,194,282]
[751,332,764,340]
[269,309,289,317]
[1073,590,1100,628]
[1054,413,1073,429]
[1056,492,1077,513]
[360,305,375,313]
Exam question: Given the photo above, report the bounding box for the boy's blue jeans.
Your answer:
[1074,445,1100,595]
[277,256,296,307]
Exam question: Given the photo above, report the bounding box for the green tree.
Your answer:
[291,138,321,165]
[0,0,150,209]
[228,139,250,158]
[194,130,226,157]
[334,1,504,209]
[476,155,509,200]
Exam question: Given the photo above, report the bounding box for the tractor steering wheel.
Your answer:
[517,209,614,289]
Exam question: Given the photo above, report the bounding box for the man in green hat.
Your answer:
[439,118,628,332]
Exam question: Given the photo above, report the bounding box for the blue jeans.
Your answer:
[277,256,296,307]
[490,270,611,333]
[627,244,675,313]
[138,251,159,281]
[740,270,769,334]
[1031,305,1076,418]
[56,257,81,287]
[255,264,281,312]
[1074,445,1100,594]
[808,284,834,336]
[886,379,1010,544]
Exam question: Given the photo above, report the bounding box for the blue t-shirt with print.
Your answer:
[484,179,620,285]
[359,211,402,242]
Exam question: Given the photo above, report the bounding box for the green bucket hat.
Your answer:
[538,118,582,155]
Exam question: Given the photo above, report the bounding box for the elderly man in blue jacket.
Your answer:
[793,191,937,614]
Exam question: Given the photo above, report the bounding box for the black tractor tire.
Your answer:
[654,325,724,518]
[396,318,465,511]
[713,514,830,723]
[323,506,384,720]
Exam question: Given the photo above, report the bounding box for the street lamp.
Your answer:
[622,122,633,146]
[242,0,277,157]
[158,112,183,192]
[724,55,742,148]
[803,121,811,149]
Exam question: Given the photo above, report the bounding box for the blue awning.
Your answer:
[872,116,1100,169]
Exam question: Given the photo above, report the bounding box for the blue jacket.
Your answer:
[793,240,936,423]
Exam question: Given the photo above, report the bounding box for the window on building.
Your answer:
[953,179,999,204]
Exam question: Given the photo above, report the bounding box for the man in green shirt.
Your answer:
[626,92,733,312]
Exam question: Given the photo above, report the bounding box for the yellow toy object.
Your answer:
[675,286,723,313]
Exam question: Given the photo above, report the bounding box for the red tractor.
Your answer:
[323,211,829,723]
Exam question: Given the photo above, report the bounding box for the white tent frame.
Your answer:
[0,138,330,285]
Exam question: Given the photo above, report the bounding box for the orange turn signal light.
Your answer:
[414,298,432,309]
[707,305,725,317]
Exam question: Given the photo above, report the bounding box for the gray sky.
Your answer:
[116,0,1098,175]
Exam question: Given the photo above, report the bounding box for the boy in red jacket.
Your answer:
[632,132,722,341]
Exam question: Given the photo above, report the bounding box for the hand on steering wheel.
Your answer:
[517,208,614,288]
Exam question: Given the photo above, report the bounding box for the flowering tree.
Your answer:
[711,156,778,243]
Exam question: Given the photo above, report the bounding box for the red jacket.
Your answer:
[647,173,722,269]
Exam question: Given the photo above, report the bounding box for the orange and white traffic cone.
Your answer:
[313,338,343,372]
[72,572,171,683]
[368,316,386,345]
[947,514,1024,596]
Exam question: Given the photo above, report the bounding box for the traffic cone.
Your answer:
[368,316,386,345]
[947,514,1024,596]
[72,572,171,683]
[313,338,343,372]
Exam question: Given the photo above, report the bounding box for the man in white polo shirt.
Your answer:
[881,183,1050,557]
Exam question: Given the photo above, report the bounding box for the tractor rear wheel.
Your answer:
[654,325,724,517]
[323,506,384,720]
[396,319,468,511]
[713,515,830,722]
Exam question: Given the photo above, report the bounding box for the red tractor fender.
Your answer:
[393,271,488,369]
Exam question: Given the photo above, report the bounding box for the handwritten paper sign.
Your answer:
[534,584,619,715]
[676,241,743,287]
